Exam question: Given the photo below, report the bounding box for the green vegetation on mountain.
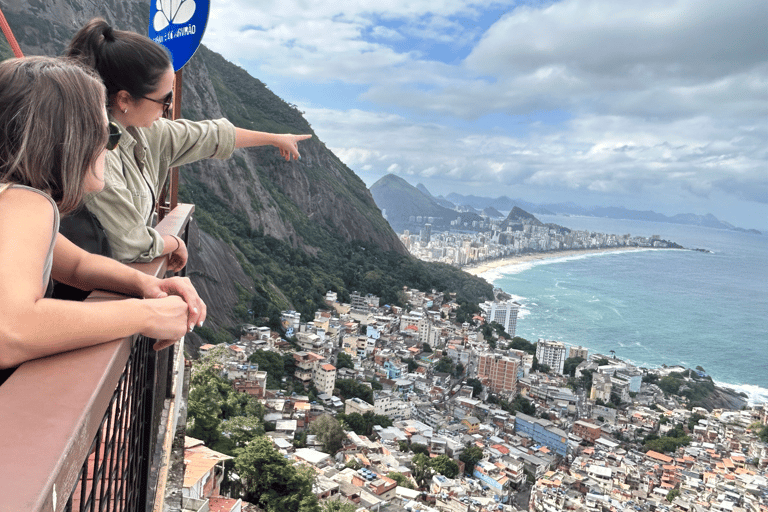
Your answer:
[1,1,493,340]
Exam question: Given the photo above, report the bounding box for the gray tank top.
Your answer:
[0,183,59,293]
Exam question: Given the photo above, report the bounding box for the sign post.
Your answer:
[148,0,210,72]
[148,0,210,215]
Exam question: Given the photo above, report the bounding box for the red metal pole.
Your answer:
[0,8,24,58]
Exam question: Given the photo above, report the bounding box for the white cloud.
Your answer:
[202,0,768,229]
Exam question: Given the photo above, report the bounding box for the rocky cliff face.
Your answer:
[3,0,406,336]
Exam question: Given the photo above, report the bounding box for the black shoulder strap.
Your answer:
[52,206,113,301]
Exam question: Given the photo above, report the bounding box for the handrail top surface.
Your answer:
[0,203,194,512]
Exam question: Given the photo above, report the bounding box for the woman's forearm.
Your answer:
[234,128,311,160]
[0,297,152,369]
[52,234,154,297]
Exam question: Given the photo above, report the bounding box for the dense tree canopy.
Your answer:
[387,472,414,489]
[459,444,484,473]
[335,378,373,404]
[187,353,265,453]
[411,453,433,489]
[509,336,536,355]
[234,437,320,512]
[434,356,455,374]
[335,352,354,370]
[322,500,358,512]
[249,350,288,388]
[309,414,346,454]
[403,358,419,373]
[336,411,392,436]
[563,356,584,377]
[430,454,459,478]
[466,378,483,397]
[643,423,691,454]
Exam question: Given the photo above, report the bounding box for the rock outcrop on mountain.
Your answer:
[1,1,433,343]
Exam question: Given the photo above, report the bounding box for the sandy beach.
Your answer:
[463,246,648,276]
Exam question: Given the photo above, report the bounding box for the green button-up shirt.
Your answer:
[84,116,236,263]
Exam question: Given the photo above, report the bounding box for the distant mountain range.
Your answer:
[370,174,761,235]
[370,174,482,231]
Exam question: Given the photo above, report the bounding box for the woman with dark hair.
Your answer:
[64,18,311,269]
[0,56,206,377]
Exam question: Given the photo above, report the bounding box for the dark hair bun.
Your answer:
[102,25,115,43]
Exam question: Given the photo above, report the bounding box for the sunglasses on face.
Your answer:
[140,91,173,117]
[107,122,121,151]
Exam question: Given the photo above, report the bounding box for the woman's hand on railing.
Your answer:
[140,275,207,340]
[139,296,189,345]
[167,235,188,272]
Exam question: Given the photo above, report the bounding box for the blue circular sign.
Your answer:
[148,0,210,72]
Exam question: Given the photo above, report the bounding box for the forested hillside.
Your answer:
[1,1,492,347]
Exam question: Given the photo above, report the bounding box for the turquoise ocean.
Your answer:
[480,215,768,405]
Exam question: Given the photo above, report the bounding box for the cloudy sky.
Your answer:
[202,0,768,231]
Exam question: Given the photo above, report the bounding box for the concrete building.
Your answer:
[514,413,569,457]
[572,420,602,443]
[479,300,520,337]
[314,363,336,396]
[535,338,567,375]
[568,345,589,360]
[476,352,520,395]
[345,396,375,416]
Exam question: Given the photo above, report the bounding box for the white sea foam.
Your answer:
[715,382,768,406]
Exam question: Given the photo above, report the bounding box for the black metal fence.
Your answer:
[64,336,174,512]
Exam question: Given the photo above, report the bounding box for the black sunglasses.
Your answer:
[107,122,122,151]
[140,91,173,116]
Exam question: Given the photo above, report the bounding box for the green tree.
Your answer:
[411,453,433,489]
[489,321,511,340]
[337,412,367,435]
[434,356,454,374]
[658,375,681,395]
[337,411,391,436]
[336,352,354,370]
[345,458,363,470]
[459,444,484,473]
[454,362,465,377]
[512,395,536,415]
[387,472,414,489]
[411,443,430,456]
[509,336,536,355]
[422,342,433,353]
[466,378,483,397]
[404,358,419,373]
[578,369,594,391]
[249,350,286,388]
[187,379,223,446]
[234,437,318,512]
[322,500,358,512]
[309,414,346,454]
[430,455,459,478]
[335,379,373,404]
[666,489,680,502]
[759,424,768,443]
[563,357,584,377]
[454,301,479,325]
[220,415,265,451]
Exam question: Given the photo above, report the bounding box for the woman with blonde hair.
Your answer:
[0,56,206,382]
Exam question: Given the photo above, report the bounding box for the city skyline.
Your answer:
[203,0,767,232]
